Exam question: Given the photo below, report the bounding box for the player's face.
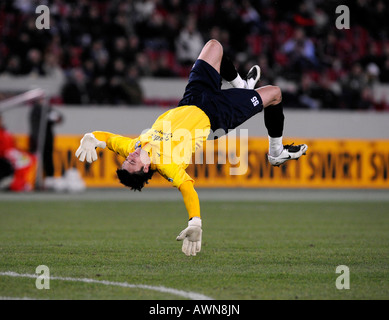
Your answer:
[122,148,150,174]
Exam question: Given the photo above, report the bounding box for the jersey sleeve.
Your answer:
[93,131,135,158]
[179,180,201,219]
[157,163,194,189]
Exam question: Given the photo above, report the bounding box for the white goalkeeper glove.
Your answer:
[75,133,106,163]
[176,217,202,256]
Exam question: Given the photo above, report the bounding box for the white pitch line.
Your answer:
[0,271,213,300]
[0,296,41,300]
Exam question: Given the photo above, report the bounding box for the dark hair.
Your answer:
[116,168,155,191]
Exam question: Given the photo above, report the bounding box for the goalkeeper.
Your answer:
[75,39,308,256]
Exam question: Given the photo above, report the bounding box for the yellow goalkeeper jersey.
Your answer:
[93,105,211,188]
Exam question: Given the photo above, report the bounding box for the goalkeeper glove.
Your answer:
[75,133,106,163]
[176,217,202,256]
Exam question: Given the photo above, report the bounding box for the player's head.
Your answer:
[116,168,154,191]
[116,148,153,191]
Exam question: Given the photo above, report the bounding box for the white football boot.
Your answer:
[245,65,261,89]
[268,143,308,167]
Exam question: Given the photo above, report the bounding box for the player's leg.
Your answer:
[197,39,223,73]
[257,85,284,157]
[198,39,260,89]
[256,85,308,166]
[220,54,260,89]
[178,39,224,107]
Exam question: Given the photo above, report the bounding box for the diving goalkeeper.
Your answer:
[75,39,308,256]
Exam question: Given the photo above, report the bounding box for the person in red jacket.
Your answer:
[0,114,36,191]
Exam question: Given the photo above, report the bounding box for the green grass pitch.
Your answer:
[0,198,388,300]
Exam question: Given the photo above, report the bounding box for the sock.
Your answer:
[220,54,247,88]
[268,136,283,157]
[230,75,247,89]
[264,102,285,156]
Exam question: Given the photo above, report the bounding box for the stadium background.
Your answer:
[1,0,389,303]
[0,0,389,191]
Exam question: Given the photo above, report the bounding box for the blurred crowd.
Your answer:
[1,0,389,110]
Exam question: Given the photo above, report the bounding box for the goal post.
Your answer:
[0,89,45,112]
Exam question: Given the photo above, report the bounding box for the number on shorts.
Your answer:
[251,96,259,107]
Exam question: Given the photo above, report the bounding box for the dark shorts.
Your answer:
[178,59,263,138]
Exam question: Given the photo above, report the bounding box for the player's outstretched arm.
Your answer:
[176,181,202,256]
[75,132,106,163]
